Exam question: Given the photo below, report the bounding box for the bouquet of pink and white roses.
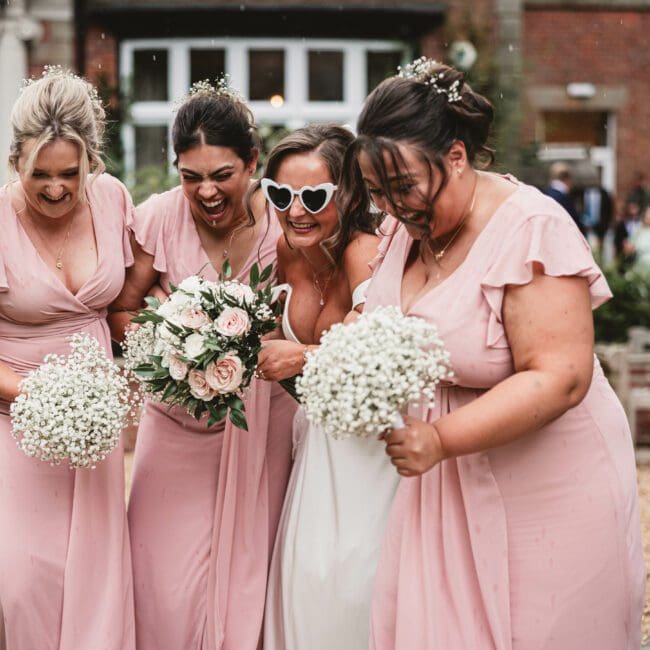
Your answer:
[123,262,277,429]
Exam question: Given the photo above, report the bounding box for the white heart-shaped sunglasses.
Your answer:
[261,178,338,214]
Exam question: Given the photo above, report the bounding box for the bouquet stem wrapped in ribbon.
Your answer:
[297,306,452,439]
[123,261,277,430]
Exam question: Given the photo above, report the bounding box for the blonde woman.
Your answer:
[0,69,135,649]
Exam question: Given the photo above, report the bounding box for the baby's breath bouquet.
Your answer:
[123,262,277,430]
[297,306,452,439]
[10,334,131,468]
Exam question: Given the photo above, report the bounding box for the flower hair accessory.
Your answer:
[176,74,244,110]
[397,57,463,103]
[21,65,101,103]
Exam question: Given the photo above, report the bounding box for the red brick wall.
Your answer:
[83,24,119,103]
[523,9,650,195]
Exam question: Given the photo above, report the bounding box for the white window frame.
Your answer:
[120,37,410,182]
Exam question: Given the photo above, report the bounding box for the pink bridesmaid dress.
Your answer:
[0,174,136,650]
[367,179,645,649]
[127,186,296,650]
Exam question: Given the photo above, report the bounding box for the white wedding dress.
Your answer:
[264,281,400,650]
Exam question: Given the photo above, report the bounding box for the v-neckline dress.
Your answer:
[0,173,136,650]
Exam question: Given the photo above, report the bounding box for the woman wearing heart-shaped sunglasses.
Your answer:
[248,124,400,650]
[109,81,297,650]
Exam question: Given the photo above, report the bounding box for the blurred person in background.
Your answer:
[544,161,585,234]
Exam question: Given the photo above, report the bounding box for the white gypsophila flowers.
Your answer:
[297,305,452,439]
[10,334,131,468]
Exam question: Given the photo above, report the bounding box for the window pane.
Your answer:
[249,50,284,101]
[135,125,168,169]
[190,49,226,86]
[367,51,402,94]
[544,111,608,147]
[309,51,343,102]
[133,50,168,101]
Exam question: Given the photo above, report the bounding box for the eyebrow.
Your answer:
[33,166,80,174]
[179,164,235,176]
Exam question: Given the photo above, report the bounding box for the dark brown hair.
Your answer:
[339,61,494,234]
[248,123,376,265]
[172,91,258,167]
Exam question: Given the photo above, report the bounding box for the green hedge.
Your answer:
[594,268,650,342]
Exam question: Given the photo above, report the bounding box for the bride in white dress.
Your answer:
[252,124,400,650]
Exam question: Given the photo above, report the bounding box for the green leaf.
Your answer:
[222,259,232,279]
[169,282,178,292]
[228,396,245,412]
[131,311,164,324]
[249,262,260,290]
[135,367,170,379]
[161,382,178,402]
[259,263,273,283]
[207,402,227,423]
[144,296,161,309]
[228,407,248,431]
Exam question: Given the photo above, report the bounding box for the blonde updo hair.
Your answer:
[9,67,106,197]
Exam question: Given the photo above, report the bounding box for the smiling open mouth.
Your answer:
[41,194,69,204]
[201,198,226,216]
[288,220,317,232]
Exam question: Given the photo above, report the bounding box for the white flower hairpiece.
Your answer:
[397,57,463,103]
[175,74,244,111]
[21,65,101,103]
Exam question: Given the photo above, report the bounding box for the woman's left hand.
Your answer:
[256,340,306,382]
[380,415,447,477]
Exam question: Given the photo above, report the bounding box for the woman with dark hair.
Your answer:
[109,82,296,650]
[340,59,644,649]
[247,124,390,650]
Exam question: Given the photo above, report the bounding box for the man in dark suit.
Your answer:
[543,161,585,235]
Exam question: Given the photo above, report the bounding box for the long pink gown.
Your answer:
[367,179,645,649]
[127,186,296,650]
[0,174,136,650]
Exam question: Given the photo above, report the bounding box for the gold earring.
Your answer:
[456,168,462,176]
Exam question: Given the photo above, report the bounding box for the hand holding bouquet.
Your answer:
[297,306,452,439]
[123,262,277,429]
[10,334,131,468]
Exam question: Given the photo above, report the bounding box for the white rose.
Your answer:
[178,275,203,294]
[168,354,190,381]
[187,369,214,401]
[215,307,250,337]
[180,307,210,330]
[204,352,244,394]
[224,282,255,305]
[184,332,206,359]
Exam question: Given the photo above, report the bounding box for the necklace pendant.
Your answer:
[319,298,325,307]
[56,261,63,270]
[222,249,228,259]
[434,251,444,262]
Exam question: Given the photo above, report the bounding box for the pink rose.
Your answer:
[180,307,210,330]
[205,352,244,394]
[187,369,215,401]
[215,307,250,337]
[168,354,189,381]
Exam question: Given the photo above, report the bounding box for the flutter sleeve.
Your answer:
[130,192,169,273]
[480,211,612,348]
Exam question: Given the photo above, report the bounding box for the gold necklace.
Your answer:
[19,207,76,271]
[430,173,479,262]
[302,252,335,307]
[312,269,335,307]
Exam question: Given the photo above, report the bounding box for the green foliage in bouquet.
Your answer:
[125,260,278,429]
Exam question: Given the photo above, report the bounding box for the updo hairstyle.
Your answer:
[340,59,494,228]
[9,67,106,196]
[172,79,258,169]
